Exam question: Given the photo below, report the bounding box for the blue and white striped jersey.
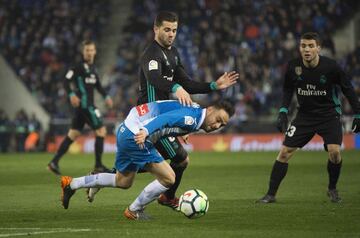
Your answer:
[124,100,206,143]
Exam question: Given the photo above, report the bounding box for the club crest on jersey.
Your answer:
[295,66,302,76]
[148,60,158,71]
[320,75,327,84]
[84,63,90,73]
[184,116,195,125]
[136,104,149,116]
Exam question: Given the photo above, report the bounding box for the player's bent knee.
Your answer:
[328,151,341,164]
[160,173,175,188]
[95,127,107,137]
[116,180,132,189]
[68,129,81,140]
[327,144,341,164]
[277,146,296,163]
[178,157,189,167]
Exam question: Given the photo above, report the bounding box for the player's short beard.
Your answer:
[160,36,172,48]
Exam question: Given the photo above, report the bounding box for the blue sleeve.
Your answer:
[143,108,201,136]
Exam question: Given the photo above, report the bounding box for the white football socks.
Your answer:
[70,173,116,190]
[129,179,168,211]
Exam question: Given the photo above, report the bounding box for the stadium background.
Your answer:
[1,1,360,237]
[0,0,359,152]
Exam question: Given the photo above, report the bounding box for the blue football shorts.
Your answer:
[114,123,163,173]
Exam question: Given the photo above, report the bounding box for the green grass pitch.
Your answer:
[0,151,359,238]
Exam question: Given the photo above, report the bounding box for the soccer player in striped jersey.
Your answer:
[47,40,113,175]
[59,100,234,220]
[137,11,238,208]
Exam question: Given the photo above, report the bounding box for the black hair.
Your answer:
[154,11,178,27]
[300,32,321,46]
[81,40,96,49]
[213,100,235,117]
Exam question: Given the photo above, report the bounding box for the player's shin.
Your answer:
[129,179,168,211]
[70,173,116,190]
[327,159,342,190]
[267,160,288,196]
[164,162,187,199]
[52,136,73,163]
[95,136,104,167]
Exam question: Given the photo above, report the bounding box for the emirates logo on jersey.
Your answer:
[136,104,149,116]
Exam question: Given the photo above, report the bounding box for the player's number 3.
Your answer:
[286,125,296,137]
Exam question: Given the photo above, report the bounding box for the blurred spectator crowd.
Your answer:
[0,109,42,152]
[0,0,110,118]
[0,0,359,134]
[110,0,360,129]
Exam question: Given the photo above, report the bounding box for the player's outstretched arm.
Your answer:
[214,71,239,90]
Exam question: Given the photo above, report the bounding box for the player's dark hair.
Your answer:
[213,100,235,117]
[81,40,96,49]
[154,11,178,27]
[301,32,321,46]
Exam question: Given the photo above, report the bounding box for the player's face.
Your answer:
[154,21,177,48]
[202,108,230,132]
[299,39,320,63]
[82,44,96,64]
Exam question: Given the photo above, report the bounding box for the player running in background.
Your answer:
[59,100,234,220]
[137,11,238,209]
[258,32,360,204]
[47,40,113,175]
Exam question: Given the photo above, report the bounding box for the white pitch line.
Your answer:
[0,228,91,237]
[0,228,40,230]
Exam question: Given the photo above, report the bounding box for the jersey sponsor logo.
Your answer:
[136,104,150,116]
[148,60,158,71]
[66,70,74,79]
[85,77,97,84]
[184,116,195,125]
[295,66,302,76]
[297,84,326,96]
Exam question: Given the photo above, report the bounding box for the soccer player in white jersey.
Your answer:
[59,100,234,220]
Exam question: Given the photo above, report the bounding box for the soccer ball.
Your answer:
[179,189,209,218]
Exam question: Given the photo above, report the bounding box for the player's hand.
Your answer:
[181,134,189,144]
[175,86,193,106]
[276,112,288,133]
[70,95,80,107]
[134,129,147,149]
[215,71,239,90]
[105,98,113,109]
[351,117,360,133]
